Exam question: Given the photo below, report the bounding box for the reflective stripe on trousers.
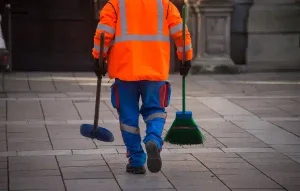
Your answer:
[145,112,167,122]
[120,123,140,134]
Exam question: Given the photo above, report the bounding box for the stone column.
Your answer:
[241,0,300,71]
[188,0,239,74]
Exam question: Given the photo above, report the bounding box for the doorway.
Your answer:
[10,0,96,71]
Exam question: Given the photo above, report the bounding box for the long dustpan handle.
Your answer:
[93,32,105,132]
[182,5,186,113]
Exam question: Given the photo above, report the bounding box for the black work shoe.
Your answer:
[126,164,146,174]
[146,141,162,173]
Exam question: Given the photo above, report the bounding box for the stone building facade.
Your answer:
[184,0,300,73]
[1,0,300,72]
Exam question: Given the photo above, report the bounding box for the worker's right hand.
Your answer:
[180,60,191,77]
[94,58,107,78]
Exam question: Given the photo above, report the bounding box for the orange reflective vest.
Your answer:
[92,0,193,81]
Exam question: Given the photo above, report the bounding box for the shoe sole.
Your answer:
[126,168,146,174]
[146,141,162,173]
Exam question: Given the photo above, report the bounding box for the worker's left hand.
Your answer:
[94,58,107,78]
[180,60,191,77]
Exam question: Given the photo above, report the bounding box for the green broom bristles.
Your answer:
[164,117,205,145]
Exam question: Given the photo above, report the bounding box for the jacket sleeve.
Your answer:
[167,2,193,61]
[92,1,117,59]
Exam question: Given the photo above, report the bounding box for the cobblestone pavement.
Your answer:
[0,72,300,191]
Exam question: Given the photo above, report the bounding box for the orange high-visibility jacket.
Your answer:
[92,0,193,81]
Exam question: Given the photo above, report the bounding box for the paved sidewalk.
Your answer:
[0,72,300,191]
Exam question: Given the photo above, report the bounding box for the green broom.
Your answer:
[164,5,205,145]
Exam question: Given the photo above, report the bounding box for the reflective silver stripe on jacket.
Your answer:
[97,23,115,35]
[93,44,109,52]
[115,35,169,43]
[145,112,167,122]
[177,44,192,52]
[116,0,169,43]
[120,123,140,134]
[170,23,187,35]
[170,23,182,35]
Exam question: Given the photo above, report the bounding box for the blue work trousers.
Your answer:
[110,79,171,167]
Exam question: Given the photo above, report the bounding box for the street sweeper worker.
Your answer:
[92,0,193,174]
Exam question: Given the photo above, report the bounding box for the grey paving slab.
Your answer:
[248,107,295,118]
[54,82,82,92]
[193,153,244,163]
[233,120,300,145]
[17,150,72,156]
[199,98,254,116]
[263,171,300,188]
[29,81,56,91]
[7,128,49,142]
[4,80,30,91]
[163,171,229,191]
[238,152,290,159]
[247,129,300,145]
[7,100,44,121]
[0,183,7,190]
[0,101,5,119]
[67,92,95,97]
[0,168,7,176]
[271,145,300,153]
[6,124,46,133]
[0,132,6,142]
[51,138,96,150]
[122,189,177,191]
[232,189,285,191]
[58,159,107,167]
[224,115,261,121]
[61,166,113,179]
[0,162,7,169]
[0,151,16,157]
[276,104,300,116]
[222,148,276,153]
[38,93,67,98]
[205,162,256,170]
[232,120,276,130]
[41,100,81,120]
[72,149,117,155]
[239,152,300,173]
[47,125,83,139]
[199,121,255,138]
[169,148,223,154]
[8,141,52,151]
[65,179,121,191]
[0,176,6,185]
[80,110,118,120]
[9,156,58,171]
[216,137,270,148]
[218,174,282,189]
[9,169,60,178]
[116,173,174,190]
[6,93,37,98]
[10,176,65,191]
[286,153,300,163]
[271,121,300,137]
[74,101,110,115]
[161,160,209,172]
[57,154,103,161]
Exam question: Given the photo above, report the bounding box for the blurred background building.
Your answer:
[0,0,300,73]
